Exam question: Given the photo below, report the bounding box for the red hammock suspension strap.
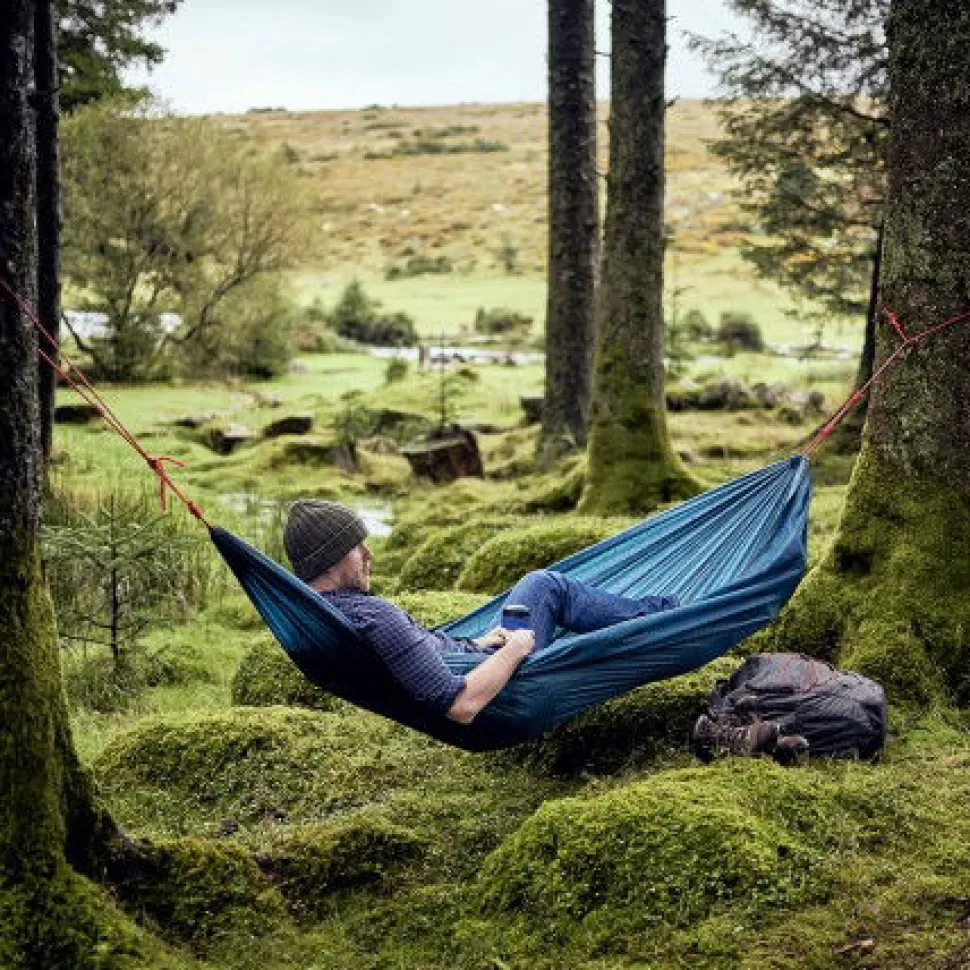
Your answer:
[800,305,970,458]
[0,278,208,524]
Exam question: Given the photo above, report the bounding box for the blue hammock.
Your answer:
[212,455,811,752]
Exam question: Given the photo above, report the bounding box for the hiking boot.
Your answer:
[773,734,810,767]
[691,714,779,761]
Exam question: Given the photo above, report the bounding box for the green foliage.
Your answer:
[384,254,453,280]
[62,97,309,380]
[472,306,533,338]
[176,276,296,379]
[328,280,418,347]
[57,0,183,112]
[231,635,340,712]
[457,518,634,594]
[260,816,427,918]
[715,311,765,352]
[43,483,218,661]
[494,234,520,275]
[691,0,888,318]
[366,137,509,160]
[683,307,713,340]
[397,518,531,591]
[384,357,410,384]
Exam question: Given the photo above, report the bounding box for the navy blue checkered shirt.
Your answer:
[320,588,491,715]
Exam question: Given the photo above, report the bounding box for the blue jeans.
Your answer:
[492,569,678,652]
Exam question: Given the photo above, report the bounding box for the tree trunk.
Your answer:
[538,0,598,463]
[578,0,699,514]
[827,223,883,454]
[0,5,155,965]
[35,0,60,462]
[768,0,970,705]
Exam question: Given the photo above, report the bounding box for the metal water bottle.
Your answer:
[501,604,531,631]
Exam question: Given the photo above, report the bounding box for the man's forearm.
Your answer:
[447,640,529,724]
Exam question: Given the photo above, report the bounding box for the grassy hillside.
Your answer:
[215,101,852,349]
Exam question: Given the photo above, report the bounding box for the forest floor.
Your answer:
[42,102,970,969]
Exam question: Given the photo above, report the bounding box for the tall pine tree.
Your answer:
[579,0,698,515]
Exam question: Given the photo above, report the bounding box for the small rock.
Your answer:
[254,391,283,409]
[289,361,309,375]
[263,414,313,438]
[208,423,256,455]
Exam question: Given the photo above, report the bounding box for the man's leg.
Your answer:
[500,569,677,651]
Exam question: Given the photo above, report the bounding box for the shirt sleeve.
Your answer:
[349,597,467,716]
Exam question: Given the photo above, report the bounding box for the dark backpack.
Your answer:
[708,653,887,760]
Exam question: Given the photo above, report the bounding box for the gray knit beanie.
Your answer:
[284,500,368,583]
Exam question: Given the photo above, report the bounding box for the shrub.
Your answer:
[457,517,634,594]
[715,312,765,352]
[330,283,418,347]
[473,307,533,338]
[384,357,410,383]
[384,254,453,280]
[683,308,713,341]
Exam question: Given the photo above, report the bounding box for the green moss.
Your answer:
[520,455,587,512]
[116,838,288,951]
[259,815,426,918]
[580,391,701,516]
[516,659,739,775]
[231,635,340,711]
[478,756,934,937]
[0,865,186,970]
[397,517,530,590]
[456,517,634,594]
[389,590,491,627]
[768,447,970,704]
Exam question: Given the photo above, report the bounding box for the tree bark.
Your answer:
[0,5,152,965]
[578,0,699,514]
[827,223,883,454]
[538,0,599,463]
[768,0,970,705]
[35,0,60,462]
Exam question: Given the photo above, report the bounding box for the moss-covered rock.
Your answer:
[116,838,288,951]
[478,758,925,933]
[456,517,634,594]
[93,708,406,835]
[258,815,426,918]
[516,659,739,775]
[231,635,340,711]
[389,590,491,628]
[397,517,530,591]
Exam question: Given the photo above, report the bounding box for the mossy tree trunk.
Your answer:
[769,0,970,705]
[826,224,882,455]
[538,0,599,464]
[578,0,699,515]
[35,0,60,462]
[1,5,145,966]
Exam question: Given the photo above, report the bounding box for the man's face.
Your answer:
[345,543,373,592]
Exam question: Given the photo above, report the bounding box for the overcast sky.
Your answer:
[124,0,748,115]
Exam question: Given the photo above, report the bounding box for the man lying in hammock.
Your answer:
[284,500,679,726]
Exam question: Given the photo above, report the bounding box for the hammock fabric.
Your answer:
[212,455,811,752]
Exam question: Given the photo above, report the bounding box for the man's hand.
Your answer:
[447,627,536,725]
[473,627,536,653]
